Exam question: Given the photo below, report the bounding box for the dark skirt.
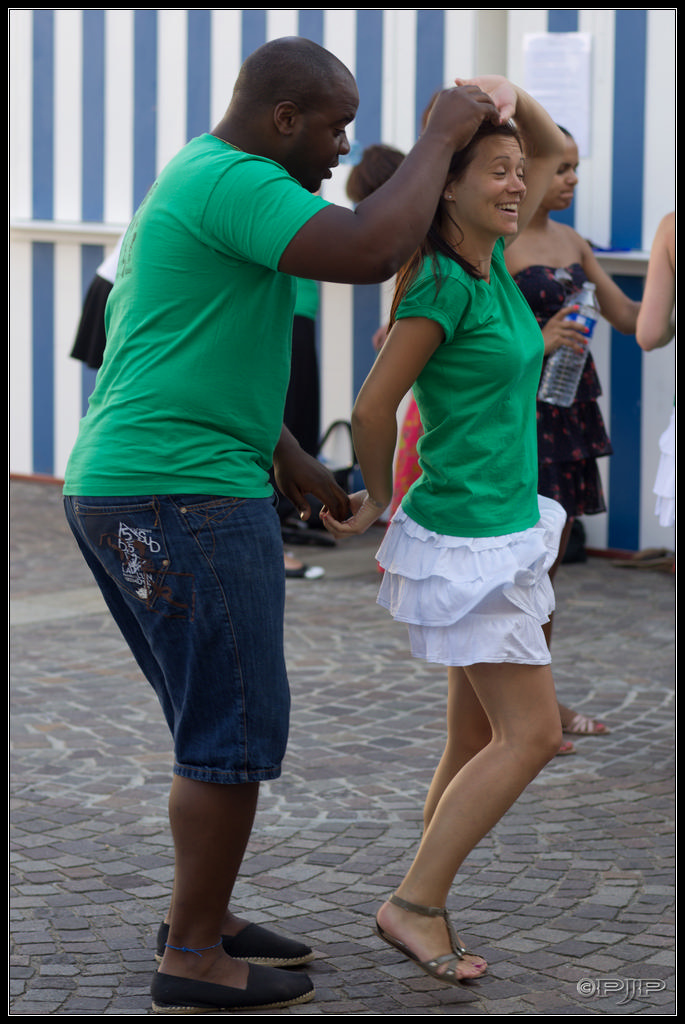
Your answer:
[70,274,113,370]
[513,263,613,520]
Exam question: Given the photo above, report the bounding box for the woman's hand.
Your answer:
[454,75,517,123]
[320,490,388,539]
[541,304,590,357]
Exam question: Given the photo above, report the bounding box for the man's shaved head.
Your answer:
[214,36,359,192]
[231,36,356,112]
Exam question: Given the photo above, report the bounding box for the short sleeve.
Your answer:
[202,153,330,270]
[396,260,472,342]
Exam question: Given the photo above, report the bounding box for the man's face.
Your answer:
[284,75,359,192]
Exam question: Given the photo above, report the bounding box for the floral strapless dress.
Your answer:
[513,263,613,518]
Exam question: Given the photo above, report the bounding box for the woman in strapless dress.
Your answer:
[505,128,641,740]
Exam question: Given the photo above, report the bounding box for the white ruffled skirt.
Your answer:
[376,496,566,667]
[653,407,675,528]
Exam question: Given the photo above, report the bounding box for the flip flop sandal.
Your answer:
[563,713,610,736]
[556,740,576,756]
[375,894,486,987]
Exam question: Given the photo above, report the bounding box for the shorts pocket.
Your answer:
[70,498,192,618]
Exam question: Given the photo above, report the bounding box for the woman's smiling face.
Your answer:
[445,134,527,245]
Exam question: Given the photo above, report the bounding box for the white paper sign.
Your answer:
[523,33,592,158]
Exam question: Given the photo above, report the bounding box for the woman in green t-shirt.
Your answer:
[322,77,568,988]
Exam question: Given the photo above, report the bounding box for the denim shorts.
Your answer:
[64,494,289,783]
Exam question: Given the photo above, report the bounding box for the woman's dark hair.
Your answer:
[389,119,523,325]
[345,144,406,203]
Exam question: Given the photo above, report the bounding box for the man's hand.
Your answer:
[273,427,350,523]
[425,84,502,152]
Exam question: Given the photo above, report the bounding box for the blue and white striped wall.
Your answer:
[10,9,676,551]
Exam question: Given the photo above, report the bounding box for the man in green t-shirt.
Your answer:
[63,36,505,1014]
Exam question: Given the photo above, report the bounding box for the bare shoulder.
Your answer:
[554,221,587,260]
[505,219,582,276]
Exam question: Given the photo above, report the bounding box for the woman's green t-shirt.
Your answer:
[397,240,544,538]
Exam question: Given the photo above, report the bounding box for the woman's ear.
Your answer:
[273,100,300,137]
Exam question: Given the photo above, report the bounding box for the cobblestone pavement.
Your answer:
[10,479,675,1016]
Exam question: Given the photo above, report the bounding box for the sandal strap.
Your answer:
[388,894,467,957]
[388,894,445,919]
[428,953,463,971]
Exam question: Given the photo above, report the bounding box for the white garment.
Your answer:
[376,496,566,667]
[653,406,675,528]
[96,236,124,284]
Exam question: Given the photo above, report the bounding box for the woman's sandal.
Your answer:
[563,713,610,736]
[375,894,486,987]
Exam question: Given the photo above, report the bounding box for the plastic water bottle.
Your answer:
[538,282,600,407]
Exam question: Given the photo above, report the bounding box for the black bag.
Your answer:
[316,420,360,492]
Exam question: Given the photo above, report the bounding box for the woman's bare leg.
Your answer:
[377,662,561,979]
[423,667,491,830]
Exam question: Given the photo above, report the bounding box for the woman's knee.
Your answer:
[491,709,561,770]
[524,717,562,769]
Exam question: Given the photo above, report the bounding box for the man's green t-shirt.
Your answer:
[64,135,328,497]
[397,240,544,538]
[293,277,320,322]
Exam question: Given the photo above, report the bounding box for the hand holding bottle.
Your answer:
[538,282,600,407]
[542,303,591,357]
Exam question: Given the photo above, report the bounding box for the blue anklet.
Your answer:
[165,939,222,957]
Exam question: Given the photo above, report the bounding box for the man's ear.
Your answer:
[273,100,300,137]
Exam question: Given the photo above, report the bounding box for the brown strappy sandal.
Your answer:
[375,894,486,986]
